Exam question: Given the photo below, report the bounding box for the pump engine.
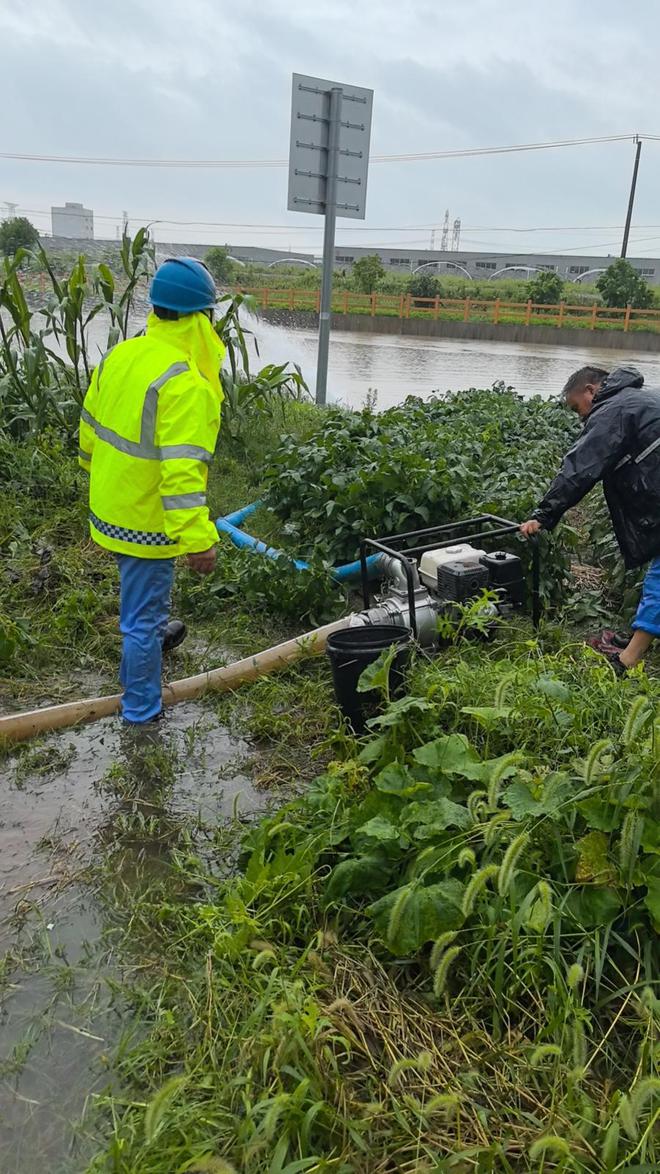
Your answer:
[351,515,540,649]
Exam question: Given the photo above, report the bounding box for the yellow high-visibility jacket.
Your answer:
[78,325,223,559]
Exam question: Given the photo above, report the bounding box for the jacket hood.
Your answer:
[594,366,644,404]
[146,311,225,403]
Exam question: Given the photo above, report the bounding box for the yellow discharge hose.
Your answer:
[0,617,351,744]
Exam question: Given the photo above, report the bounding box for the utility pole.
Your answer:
[621,136,642,258]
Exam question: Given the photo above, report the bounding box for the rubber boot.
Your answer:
[162,620,187,653]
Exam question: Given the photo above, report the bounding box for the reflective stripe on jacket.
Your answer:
[78,330,222,559]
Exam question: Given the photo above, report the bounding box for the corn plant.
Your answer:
[0,229,154,438]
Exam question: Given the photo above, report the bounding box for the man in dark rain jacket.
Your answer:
[521,365,660,674]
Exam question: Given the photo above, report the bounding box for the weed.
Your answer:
[78,639,659,1172]
[12,739,77,786]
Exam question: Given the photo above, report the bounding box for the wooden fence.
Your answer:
[237,286,660,334]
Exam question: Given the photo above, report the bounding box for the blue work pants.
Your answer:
[116,555,175,723]
[632,556,660,637]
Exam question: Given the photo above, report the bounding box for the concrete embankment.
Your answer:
[257,308,660,353]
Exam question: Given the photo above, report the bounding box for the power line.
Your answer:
[15,203,660,240]
[14,205,660,257]
[374,134,651,163]
[14,206,459,232]
[1,132,656,170]
[460,223,660,233]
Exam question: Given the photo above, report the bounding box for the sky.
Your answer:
[2,0,660,259]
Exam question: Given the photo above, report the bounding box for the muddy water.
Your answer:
[249,319,660,409]
[71,307,660,410]
[0,703,264,1172]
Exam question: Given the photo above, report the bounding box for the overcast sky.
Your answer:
[2,0,660,259]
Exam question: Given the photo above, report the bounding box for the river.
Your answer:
[25,306,660,410]
[250,319,660,409]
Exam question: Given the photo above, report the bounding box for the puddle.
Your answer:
[0,701,267,1172]
[0,702,260,924]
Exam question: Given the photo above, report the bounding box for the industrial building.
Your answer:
[329,246,660,284]
[38,233,660,286]
[50,202,94,240]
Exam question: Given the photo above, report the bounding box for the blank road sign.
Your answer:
[288,73,373,220]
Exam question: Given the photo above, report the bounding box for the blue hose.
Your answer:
[333,555,381,581]
[223,501,261,527]
[215,512,385,582]
[216,517,309,571]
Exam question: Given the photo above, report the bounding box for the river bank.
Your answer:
[259,305,660,352]
[248,314,660,408]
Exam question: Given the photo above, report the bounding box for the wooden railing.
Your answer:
[237,286,660,334]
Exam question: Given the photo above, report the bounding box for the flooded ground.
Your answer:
[0,701,265,1172]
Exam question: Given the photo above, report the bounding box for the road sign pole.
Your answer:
[288,73,372,402]
[315,86,342,406]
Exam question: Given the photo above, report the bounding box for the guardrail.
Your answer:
[237,286,660,334]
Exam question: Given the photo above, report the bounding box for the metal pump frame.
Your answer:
[359,514,541,640]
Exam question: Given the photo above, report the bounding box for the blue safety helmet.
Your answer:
[149,256,217,314]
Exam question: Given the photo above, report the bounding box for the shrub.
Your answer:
[263,384,580,606]
[352,254,385,293]
[597,259,654,309]
[205,245,237,285]
[408,272,441,299]
[0,216,39,256]
[526,269,564,304]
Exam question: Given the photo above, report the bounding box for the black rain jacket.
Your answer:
[533,366,660,569]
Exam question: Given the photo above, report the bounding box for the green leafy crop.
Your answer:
[263,383,580,605]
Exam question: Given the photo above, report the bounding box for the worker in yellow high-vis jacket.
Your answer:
[78,257,225,725]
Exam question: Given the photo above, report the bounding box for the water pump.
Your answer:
[350,515,540,649]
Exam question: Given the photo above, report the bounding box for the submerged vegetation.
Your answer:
[0,233,658,1172]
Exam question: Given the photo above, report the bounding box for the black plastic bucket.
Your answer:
[326,623,413,733]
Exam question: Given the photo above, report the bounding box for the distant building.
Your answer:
[330,246,660,284]
[36,235,660,287]
[50,202,94,240]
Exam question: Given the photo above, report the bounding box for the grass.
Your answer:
[82,899,633,1173]
[0,402,322,707]
[261,298,660,335]
[1,392,658,1173]
[213,662,343,790]
[74,635,658,1172]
